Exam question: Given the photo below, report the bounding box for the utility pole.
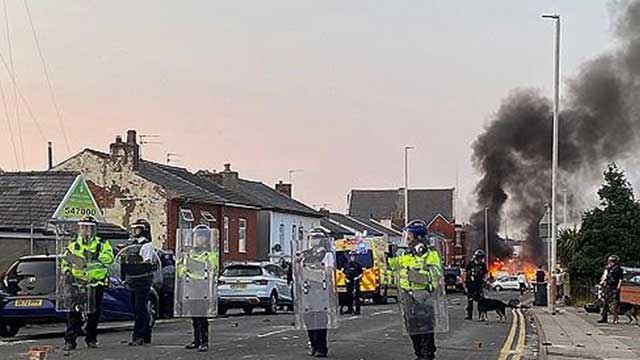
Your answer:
[484,207,489,262]
[563,189,568,227]
[543,13,561,315]
[404,146,414,227]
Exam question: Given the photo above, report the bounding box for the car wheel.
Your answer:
[217,306,228,316]
[147,296,159,329]
[243,306,254,315]
[495,286,502,292]
[264,292,278,315]
[0,322,21,338]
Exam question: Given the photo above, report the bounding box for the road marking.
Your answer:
[370,309,393,316]
[497,309,518,360]
[512,310,526,360]
[257,328,294,338]
[339,315,360,322]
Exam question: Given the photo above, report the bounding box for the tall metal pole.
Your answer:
[404,146,414,227]
[484,207,489,262]
[563,189,567,227]
[543,13,561,315]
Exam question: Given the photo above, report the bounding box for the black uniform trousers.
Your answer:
[64,285,104,345]
[345,279,362,313]
[307,329,328,355]
[131,277,154,342]
[466,283,483,318]
[410,333,436,360]
[191,317,209,346]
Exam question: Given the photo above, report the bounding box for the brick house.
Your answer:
[427,214,466,266]
[55,130,260,263]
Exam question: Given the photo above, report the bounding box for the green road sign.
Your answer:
[53,175,104,221]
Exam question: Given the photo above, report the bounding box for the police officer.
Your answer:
[390,220,447,360]
[62,216,114,351]
[464,249,488,320]
[342,250,363,315]
[599,255,623,324]
[181,226,219,352]
[125,219,158,346]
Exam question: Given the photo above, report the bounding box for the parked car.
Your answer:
[217,262,293,316]
[490,275,531,292]
[444,266,465,293]
[0,255,160,338]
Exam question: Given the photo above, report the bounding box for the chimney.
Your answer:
[109,130,140,170]
[221,163,239,189]
[47,141,54,170]
[275,180,292,197]
[196,169,223,184]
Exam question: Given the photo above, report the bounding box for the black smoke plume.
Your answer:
[471,0,640,264]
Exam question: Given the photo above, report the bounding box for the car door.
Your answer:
[266,265,290,302]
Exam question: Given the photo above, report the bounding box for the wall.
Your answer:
[55,151,169,248]
[268,211,321,260]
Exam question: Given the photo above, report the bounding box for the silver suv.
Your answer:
[217,262,293,315]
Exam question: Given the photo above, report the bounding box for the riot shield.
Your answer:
[395,250,449,334]
[174,224,219,317]
[113,243,163,287]
[293,231,339,331]
[54,221,97,315]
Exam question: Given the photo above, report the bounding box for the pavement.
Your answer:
[532,305,640,360]
[0,292,532,360]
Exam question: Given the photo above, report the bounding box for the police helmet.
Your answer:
[473,249,486,260]
[608,255,620,264]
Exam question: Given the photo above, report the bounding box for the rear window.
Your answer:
[7,259,56,295]
[223,265,263,277]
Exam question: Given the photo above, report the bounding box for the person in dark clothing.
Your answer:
[599,255,624,324]
[465,249,488,320]
[342,250,364,315]
[535,265,546,284]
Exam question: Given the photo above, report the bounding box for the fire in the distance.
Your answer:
[488,258,538,281]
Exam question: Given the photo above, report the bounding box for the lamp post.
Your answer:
[404,146,414,227]
[484,207,489,262]
[543,13,561,315]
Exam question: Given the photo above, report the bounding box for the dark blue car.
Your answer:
[0,255,160,337]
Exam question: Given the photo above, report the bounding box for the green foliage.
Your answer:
[558,227,579,268]
[569,163,640,283]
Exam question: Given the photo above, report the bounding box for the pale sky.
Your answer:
[0,1,614,220]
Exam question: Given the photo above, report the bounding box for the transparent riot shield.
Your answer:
[54,221,97,315]
[293,232,339,331]
[395,249,449,334]
[113,243,162,287]
[174,224,219,317]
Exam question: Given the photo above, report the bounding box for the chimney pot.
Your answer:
[224,163,231,172]
[115,135,123,143]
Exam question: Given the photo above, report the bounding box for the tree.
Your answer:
[558,227,579,268]
[569,163,640,283]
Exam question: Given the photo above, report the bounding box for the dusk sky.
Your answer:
[0,1,614,220]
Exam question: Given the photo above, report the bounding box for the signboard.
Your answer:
[52,175,104,222]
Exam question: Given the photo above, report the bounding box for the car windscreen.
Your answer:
[7,260,56,296]
[223,265,263,277]
[336,250,374,269]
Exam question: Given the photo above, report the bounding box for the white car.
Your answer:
[490,276,531,292]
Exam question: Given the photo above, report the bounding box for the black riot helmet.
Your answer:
[130,219,152,244]
[473,249,486,262]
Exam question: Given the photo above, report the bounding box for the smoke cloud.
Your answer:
[470,0,640,264]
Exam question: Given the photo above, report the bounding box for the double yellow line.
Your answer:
[498,309,526,360]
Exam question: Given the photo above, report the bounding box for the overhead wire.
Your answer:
[23,0,71,154]
[3,0,25,169]
[0,77,19,168]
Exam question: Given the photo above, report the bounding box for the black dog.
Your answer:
[618,302,640,325]
[477,297,511,322]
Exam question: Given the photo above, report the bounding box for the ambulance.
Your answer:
[334,237,397,304]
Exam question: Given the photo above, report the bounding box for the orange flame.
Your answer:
[487,258,538,281]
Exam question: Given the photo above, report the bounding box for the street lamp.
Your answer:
[543,13,561,315]
[404,146,414,227]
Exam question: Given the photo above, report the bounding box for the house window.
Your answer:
[292,225,297,243]
[238,218,247,253]
[200,211,216,227]
[298,226,304,241]
[279,224,285,248]
[223,216,230,253]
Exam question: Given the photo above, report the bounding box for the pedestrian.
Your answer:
[293,228,338,358]
[61,216,114,351]
[598,255,623,324]
[123,219,158,346]
[464,249,488,320]
[390,220,449,360]
[535,265,546,284]
[342,250,363,315]
[517,272,527,295]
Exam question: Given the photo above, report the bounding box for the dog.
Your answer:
[618,302,640,325]
[477,297,512,322]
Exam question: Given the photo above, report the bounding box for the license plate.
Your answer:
[15,299,43,307]
[230,284,247,290]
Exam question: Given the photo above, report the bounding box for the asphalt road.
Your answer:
[0,291,534,360]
